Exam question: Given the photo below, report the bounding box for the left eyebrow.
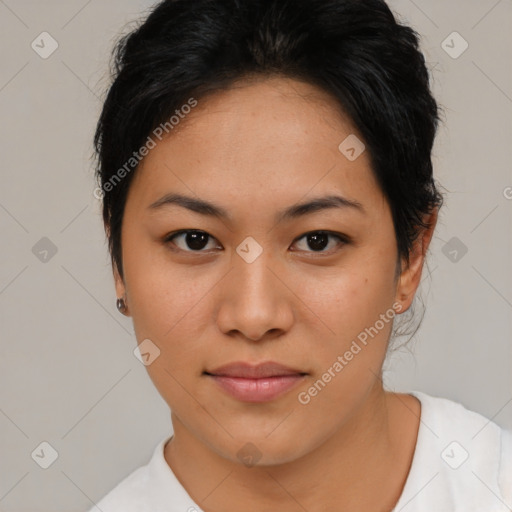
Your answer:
[276,194,365,223]
[147,192,365,222]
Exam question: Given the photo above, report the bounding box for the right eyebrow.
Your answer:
[148,193,231,220]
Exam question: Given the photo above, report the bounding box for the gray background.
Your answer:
[0,0,511,511]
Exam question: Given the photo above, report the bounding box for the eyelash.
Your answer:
[163,229,350,255]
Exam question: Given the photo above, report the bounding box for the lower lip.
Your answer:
[207,374,306,402]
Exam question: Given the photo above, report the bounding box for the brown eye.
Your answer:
[165,230,220,252]
[291,231,347,253]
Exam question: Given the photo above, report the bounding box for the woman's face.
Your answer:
[115,77,415,465]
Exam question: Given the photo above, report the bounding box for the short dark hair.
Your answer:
[94,0,443,282]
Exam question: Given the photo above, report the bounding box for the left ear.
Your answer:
[395,208,439,313]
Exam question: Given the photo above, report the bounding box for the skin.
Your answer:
[113,76,437,512]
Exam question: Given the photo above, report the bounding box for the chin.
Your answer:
[220,430,311,468]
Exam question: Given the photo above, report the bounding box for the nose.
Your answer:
[215,250,295,342]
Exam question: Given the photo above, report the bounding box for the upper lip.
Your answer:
[205,361,307,379]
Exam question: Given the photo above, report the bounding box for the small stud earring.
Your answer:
[116,296,128,315]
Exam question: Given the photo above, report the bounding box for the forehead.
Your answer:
[127,76,384,218]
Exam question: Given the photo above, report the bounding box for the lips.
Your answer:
[205,361,306,379]
[204,361,307,402]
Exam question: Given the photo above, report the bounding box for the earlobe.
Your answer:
[395,208,439,312]
[113,263,130,316]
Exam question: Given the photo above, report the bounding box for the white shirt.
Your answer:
[87,390,512,512]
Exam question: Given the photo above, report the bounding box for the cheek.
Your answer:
[127,262,214,344]
[294,272,395,415]
[298,259,396,331]
[123,257,214,404]
[292,253,397,373]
